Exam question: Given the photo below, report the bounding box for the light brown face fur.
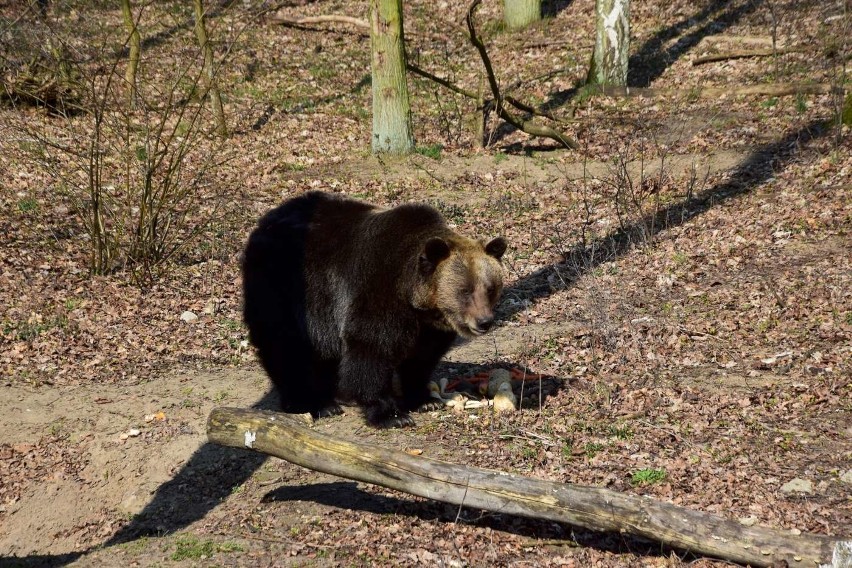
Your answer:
[428,236,506,338]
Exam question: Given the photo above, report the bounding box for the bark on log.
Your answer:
[207,407,849,568]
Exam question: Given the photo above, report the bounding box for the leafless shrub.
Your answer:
[544,118,711,347]
[7,2,234,286]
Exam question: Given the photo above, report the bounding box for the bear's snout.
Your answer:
[475,316,494,333]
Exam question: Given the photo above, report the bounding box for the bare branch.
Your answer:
[465,0,579,150]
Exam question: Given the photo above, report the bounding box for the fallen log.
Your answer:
[207,407,850,568]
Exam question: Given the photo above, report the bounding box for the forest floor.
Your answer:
[1,0,850,566]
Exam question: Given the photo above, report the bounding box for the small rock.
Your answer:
[202,300,217,316]
[780,478,813,494]
[119,433,129,441]
[254,470,283,485]
[119,491,148,515]
[738,515,757,526]
[840,470,852,485]
[180,311,198,323]
[128,428,141,437]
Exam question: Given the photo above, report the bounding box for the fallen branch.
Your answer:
[692,48,799,66]
[465,0,578,150]
[267,14,369,30]
[701,34,776,46]
[207,407,849,568]
[594,82,842,99]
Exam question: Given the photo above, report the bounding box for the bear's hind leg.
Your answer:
[258,338,336,417]
[310,356,343,418]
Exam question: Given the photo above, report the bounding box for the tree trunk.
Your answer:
[587,0,630,86]
[207,407,849,568]
[193,0,227,137]
[503,0,541,30]
[369,0,414,154]
[120,0,140,107]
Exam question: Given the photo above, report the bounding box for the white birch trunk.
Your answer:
[588,0,630,86]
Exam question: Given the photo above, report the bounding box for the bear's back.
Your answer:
[306,195,447,272]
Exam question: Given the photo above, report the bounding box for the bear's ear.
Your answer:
[484,237,507,260]
[419,237,451,275]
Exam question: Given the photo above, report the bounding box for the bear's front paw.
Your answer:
[365,400,417,428]
[416,400,445,412]
[376,413,416,428]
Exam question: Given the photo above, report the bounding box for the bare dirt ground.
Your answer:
[1,0,850,566]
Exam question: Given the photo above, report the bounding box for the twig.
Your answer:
[410,161,450,186]
[498,432,558,447]
[407,63,477,99]
[520,538,580,548]
[216,531,339,549]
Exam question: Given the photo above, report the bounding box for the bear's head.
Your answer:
[417,235,507,338]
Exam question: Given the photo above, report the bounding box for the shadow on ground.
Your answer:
[497,0,766,141]
[542,0,575,19]
[2,117,831,567]
[1,390,280,568]
[628,0,765,87]
[263,481,705,562]
[498,118,828,320]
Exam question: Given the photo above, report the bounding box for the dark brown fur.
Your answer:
[242,191,506,427]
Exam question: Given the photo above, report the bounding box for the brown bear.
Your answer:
[242,191,506,428]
